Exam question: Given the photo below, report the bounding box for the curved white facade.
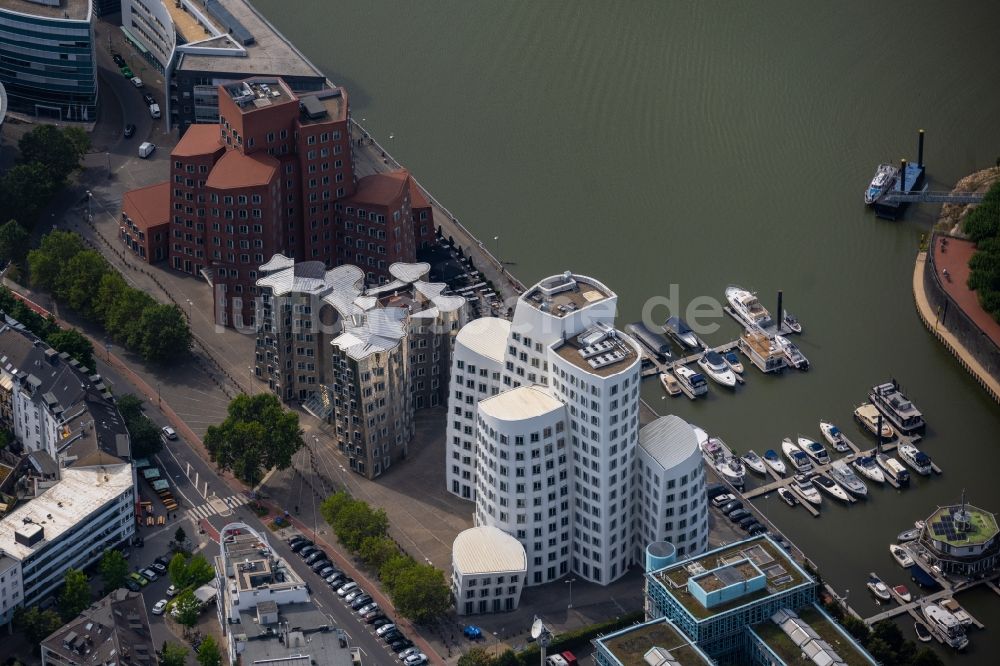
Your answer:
[452,525,527,616]
[636,415,709,562]
[122,0,177,72]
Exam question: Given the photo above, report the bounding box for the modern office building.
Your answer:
[593,617,714,666]
[39,588,155,666]
[452,525,526,616]
[254,257,466,478]
[0,0,98,121]
[918,495,999,577]
[0,319,131,468]
[121,181,170,263]
[0,464,135,625]
[749,605,878,666]
[447,272,649,587]
[121,0,176,75]
[636,416,709,562]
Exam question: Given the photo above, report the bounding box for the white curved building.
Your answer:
[121,0,177,74]
[447,272,643,586]
[452,526,527,616]
[636,415,708,561]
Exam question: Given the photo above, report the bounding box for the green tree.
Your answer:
[913,647,945,666]
[58,568,91,621]
[18,124,89,185]
[56,250,109,316]
[0,163,56,227]
[168,553,189,588]
[204,393,305,484]
[358,535,398,570]
[839,614,870,643]
[196,635,222,666]
[98,549,129,591]
[389,562,451,623]
[12,606,64,646]
[863,637,895,666]
[175,526,188,545]
[379,553,414,592]
[493,650,519,666]
[93,272,129,324]
[46,328,95,368]
[116,394,162,458]
[104,288,156,348]
[27,231,85,292]
[320,490,353,526]
[0,219,29,266]
[332,500,388,551]
[172,590,201,630]
[161,643,189,666]
[457,647,495,666]
[137,303,191,363]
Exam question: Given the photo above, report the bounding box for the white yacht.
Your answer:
[876,453,910,487]
[774,334,809,370]
[663,316,700,349]
[791,474,822,505]
[797,437,830,465]
[782,310,802,334]
[854,404,894,440]
[763,449,786,475]
[781,438,813,473]
[829,461,868,497]
[723,350,744,374]
[700,436,746,488]
[889,544,915,568]
[725,285,774,330]
[812,473,852,503]
[698,350,737,387]
[819,420,852,452]
[674,365,709,398]
[867,574,892,601]
[923,605,969,650]
[659,371,681,396]
[851,452,886,483]
[898,443,934,475]
[741,450,767,475]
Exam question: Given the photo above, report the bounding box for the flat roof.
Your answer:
[651,536,810,620]
[452,526,526,576]
[175,0,323,78]
[299,87,348,125]
[753,605,874,666]
[598,618,713,666]
[0,0,89,21]
[479,385,563,422]
[236,604,355,666]
[552,329,638,378]
[523,273,613,317]
[639,415,700,470]
[0,464,132,561]
[223,78,294,114]
[456,317,510,364]
[925,504,998,547]
[166,0,210,44]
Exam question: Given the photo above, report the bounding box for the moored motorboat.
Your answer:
[914,622,933,643]
[890,544,915,568]
[854,404,894,439]
[897,528,922,543]
[877,453,910,487]
[674,365,709,398]
[698,350,737,388]
[700,436,746,488]
[663,316,700,349]
[939,599,974,627]
[819,420,851,452]
[851,453,886,484]
[923,604,969,650]
[774,334,809,370]
[812,473,852,503]
[781,438,813,473]
[763,449,786,475]
[782,310,802,334]
[797,437,829,465]
[777,487,799,507]
[829,461,868,497]
[893,585,912,603]
[865,163,898,205]
[659,371,681,396]
[867,574,892,601]
[869,379,925,436]
[791,474,822,505]
[723,350,744,374]
[741,450,767,475]
[898,443,933,475]
[725,285,774,330]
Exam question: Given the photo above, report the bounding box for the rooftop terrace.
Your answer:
[652,538,808,619]
[599,619,712,665]
[0,0,89,21]
[523,273,612,317]
[553,327,637,378]
[925,505,998,547]
[224,78,293,112]
[753,605,874,666]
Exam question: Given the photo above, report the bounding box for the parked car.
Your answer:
[288,535,307,546]
[391,639,415,652]
[140,568,158,582]
[124,123,136,138]
[748,524,767,535]
[399,647,421,661]
[154,556,171,567]
[148,103,161,119]
[309,558,330,571]
[138,142,156,159]
[344,589,365,603]
[111,53,126,67]
[711,493,735,508]
[124,578,141,592]
[362,609,382,621]
[166,584,178,597]
[318,566,336,578]
[131,76,143,88]
[350,595,372,610]
[706,484,729,499]
[128,572,148,587]
[150,562,167,574]
[142,92,155,106]
[161,426,177,440]
[376,623,397,636]
[727,509,751,522]
[337,582,358,597]
[290,540,313,553]
[120,66,133,78]
[404,654,427,665]
[371,617,391,627]
[326,574,346,586]
[298,546,317,558]
[382,630,403,643]
[304,550,326,564]
[356,602,378,615]
[737,516,757,529]
[721,500,744,515]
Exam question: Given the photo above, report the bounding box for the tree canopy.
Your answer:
[161,643,189,666]
[388,562,452,623]
[0,219,29,267]
[58,569,91,621]
[171,590,201,629]
[196,635,222,666]
[13,606,64,647]
[204,393,304,483]
[116,394,162,458]
[98,549,129,591]
[964,180,1000,323]
[167,553,214,589]
[47,328,95,369]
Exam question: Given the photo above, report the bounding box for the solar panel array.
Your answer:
[931,514,967,542]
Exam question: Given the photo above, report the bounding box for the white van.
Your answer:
[148,103,161,119]
[138,142,156,158]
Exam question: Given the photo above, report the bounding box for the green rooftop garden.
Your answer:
[926,506,998,547]
[753,606,872,666]
[602,621,709,665]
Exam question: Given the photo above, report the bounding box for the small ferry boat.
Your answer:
[782,310,802,334]
[854,404,894,440]
[659,371,681,396]
[698,350,737,387]
[897,528,922,543]
[939,599,974,627]
[723,350,744,374]
[674,365,709,398]
[867,574,892,601]
[828,461,868,497]
[865,163,898,205]
[813,473,852,503]
[877,453,910,486]
[774,335,809,370]
[777,487,799,507]
[893,585,912,603]
[797,437,829,465]
[819,420,851,452]
[763,449,786,475]
[791,474,822,505]
[700,436,746,488]
[663,316,700,349]
[725,285,774,330]
[923,605,969,650]
[890,545,915,568]
[914,622,933,643]
[898,443,933,475]
[781,438,813,473]
[869,379,925,436]
[851,452,886,484]
[741,450,767,475]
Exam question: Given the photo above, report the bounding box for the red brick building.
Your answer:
[120,182,169,263]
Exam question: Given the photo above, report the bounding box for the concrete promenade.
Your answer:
[912,252,1000,402]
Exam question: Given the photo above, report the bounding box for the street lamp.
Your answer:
[493,235,502,273]
[566,577,576,609]
[86,190,92,222]
[248,366,254,395]
[185,298,193,322]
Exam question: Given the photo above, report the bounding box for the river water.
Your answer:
[251,1,1000,660]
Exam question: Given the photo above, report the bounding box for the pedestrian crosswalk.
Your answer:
[188,494,250,520]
